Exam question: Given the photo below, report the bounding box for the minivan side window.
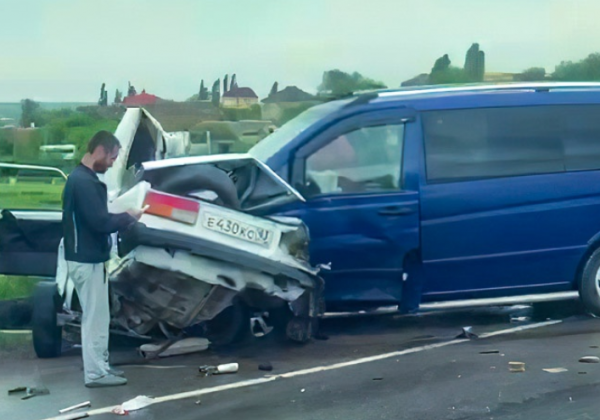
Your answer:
[304,124,404,197]
[423,105,600,183]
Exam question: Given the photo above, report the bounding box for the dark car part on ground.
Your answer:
[31,282,62,358]
[0,298,32,328]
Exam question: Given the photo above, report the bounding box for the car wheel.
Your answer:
[203,300,249,347]
[579,247,600,317]
[31,282,63,358]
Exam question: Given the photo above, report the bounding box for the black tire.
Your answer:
[32,282,62,358]
[579,247,600,317]
[203,300,249,347]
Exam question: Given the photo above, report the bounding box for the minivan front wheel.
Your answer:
[578,247,600,317]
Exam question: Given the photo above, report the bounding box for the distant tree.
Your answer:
[431,54,451,73]
[223,74,229,93]
[429,66,468,84]
[318,69,386,96]
[514,67,546,81]
[553,53,600,81]
[98,83,108,106]
[230,74,237,90]
[212,79,221,106]
[269,81,279,97]
[20,99,41,127]
[127,82,137,97]
[198,80,209,100]
[464,43,485,82]
[114,89,123,104]
[429,54,467,84]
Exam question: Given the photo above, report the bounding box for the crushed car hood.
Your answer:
[104,108,191,200]
[140,154,305,212]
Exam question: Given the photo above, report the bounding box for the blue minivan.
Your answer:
[4,82,600,353]
[250,82,600,315]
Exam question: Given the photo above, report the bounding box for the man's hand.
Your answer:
[126,206,147,220]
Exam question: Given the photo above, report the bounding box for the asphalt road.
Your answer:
[2,300,600,420]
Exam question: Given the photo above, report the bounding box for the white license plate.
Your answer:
[203,212,273,246]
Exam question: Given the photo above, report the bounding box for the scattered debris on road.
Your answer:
[250,313,274,337]
[372,377,383,381]
[579,356,600,363]
[258,362,273,372]
[479,350,500,354]
[199,363,239,376]
[139,337,210,358]
[301,389,306,393]
[509,362,525,372]
[8,386,50,400]
[58,413,89,420]
[113,395,156,415]
[7,386,27,395]
[510,316,531,323]
[314,332,330,340]
[59,401,91,414]
[456,326,478,339]
[543,368,568,373]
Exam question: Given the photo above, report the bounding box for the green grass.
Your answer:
[0,276,40,300]
[0,179,64,210]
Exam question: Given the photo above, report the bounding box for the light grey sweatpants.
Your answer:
[67,261,111,383]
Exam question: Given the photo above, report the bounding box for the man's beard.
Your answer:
[92,161,108,173]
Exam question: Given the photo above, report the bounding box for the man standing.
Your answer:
[62,131,142,387]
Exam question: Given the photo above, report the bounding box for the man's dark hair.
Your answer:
[87,130,121,154]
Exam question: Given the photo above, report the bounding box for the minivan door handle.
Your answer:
[378,206,415,216]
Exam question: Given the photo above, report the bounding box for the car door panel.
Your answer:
[0,163,65,277]
[0,210,63,277]
[280,108,420,306]
[418,104,600,300]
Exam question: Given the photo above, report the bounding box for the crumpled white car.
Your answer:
[0,108,324,358]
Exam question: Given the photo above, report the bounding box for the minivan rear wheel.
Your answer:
[578,247,600,317]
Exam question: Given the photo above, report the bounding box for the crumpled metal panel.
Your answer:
[131,246,306,301]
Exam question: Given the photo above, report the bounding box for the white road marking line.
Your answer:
[40,319,562,420]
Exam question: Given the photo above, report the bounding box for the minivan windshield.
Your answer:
[249,98,351,163]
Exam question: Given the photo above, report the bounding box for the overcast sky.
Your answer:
[0,0,598,102]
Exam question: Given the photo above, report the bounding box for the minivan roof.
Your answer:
[346,82,600,107]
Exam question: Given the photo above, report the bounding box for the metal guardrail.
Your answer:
[0,162,68,180]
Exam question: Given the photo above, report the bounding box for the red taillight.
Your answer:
[143,190,200,225]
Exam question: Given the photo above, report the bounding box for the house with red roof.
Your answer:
[122,90,160,107]
[221,87,258,108]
